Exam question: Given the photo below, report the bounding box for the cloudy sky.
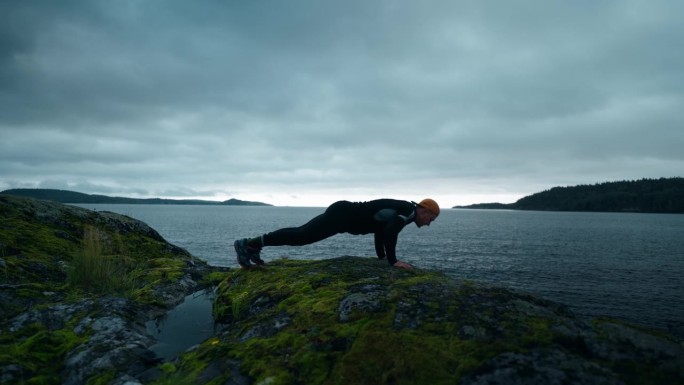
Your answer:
[1,1,682,207]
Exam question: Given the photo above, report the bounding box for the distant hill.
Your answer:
[454,202,512,210]
[0,189,272,206]
[454,177,684,213]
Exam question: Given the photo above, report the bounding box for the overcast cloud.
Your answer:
[1,0,682,207]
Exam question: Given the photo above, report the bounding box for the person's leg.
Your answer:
[260,200,351,246]
[236,201,351,267]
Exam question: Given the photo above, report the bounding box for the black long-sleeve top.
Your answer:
[341,199,417,265]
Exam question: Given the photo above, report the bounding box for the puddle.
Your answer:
[146,290,221,359]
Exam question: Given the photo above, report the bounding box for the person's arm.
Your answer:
[383,216,406,266]
[373,206,413,269]
[374,232,386,259]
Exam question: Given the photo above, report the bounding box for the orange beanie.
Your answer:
[418,198,440,216]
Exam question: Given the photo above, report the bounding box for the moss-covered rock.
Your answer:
[0,195,228,384]
[160,257,683,385]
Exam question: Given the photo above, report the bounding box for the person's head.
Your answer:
[415,198,440,227]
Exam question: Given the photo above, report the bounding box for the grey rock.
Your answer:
[240,312,292,342]
[0,364,25,384]
[110,374,144,385]
[461,349,624,385]
[338,284,387,322]
[63,318,155,385]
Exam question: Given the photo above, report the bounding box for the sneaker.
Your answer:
[234,239,265,267]
[247,244,265,265]
[234,239,252,268]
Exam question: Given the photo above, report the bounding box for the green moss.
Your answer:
[161,256,684,384]
[1,196,227,383]
[518,316,555,348]
[393,270,448,287]
[335,330,468,385]
[231,290,251,319]
[208,258,524,384]
[150,372,197,385]
[150,337,232,385]
[85,370,117,385]
[159,362,177,374]
[1,199,201,302]
[200,270,230,287]
[0,322,86,384]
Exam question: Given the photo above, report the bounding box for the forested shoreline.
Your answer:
[455,177,684,213]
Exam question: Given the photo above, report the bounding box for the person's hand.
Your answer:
[393,260,413,270]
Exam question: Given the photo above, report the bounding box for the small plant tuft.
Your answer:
[67,225,135,295]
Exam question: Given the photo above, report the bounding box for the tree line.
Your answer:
[457,177,684,213]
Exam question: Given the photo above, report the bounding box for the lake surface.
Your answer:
[77,204,684,340]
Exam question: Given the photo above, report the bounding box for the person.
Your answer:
[233,198,440,270]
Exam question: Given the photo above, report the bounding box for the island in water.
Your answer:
[0,188,272,206]
[454,177,683,213]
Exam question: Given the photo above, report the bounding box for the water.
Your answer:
[77,204,684,340]
[145,290,217,359]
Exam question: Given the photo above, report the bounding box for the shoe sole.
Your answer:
[250,257,265,266]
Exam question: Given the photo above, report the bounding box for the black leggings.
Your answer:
[262,201,354,246]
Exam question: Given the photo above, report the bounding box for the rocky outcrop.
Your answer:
[178,257,681,385]
[0,195,227,384]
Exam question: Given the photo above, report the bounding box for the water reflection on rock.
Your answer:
[146,289,222,359]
